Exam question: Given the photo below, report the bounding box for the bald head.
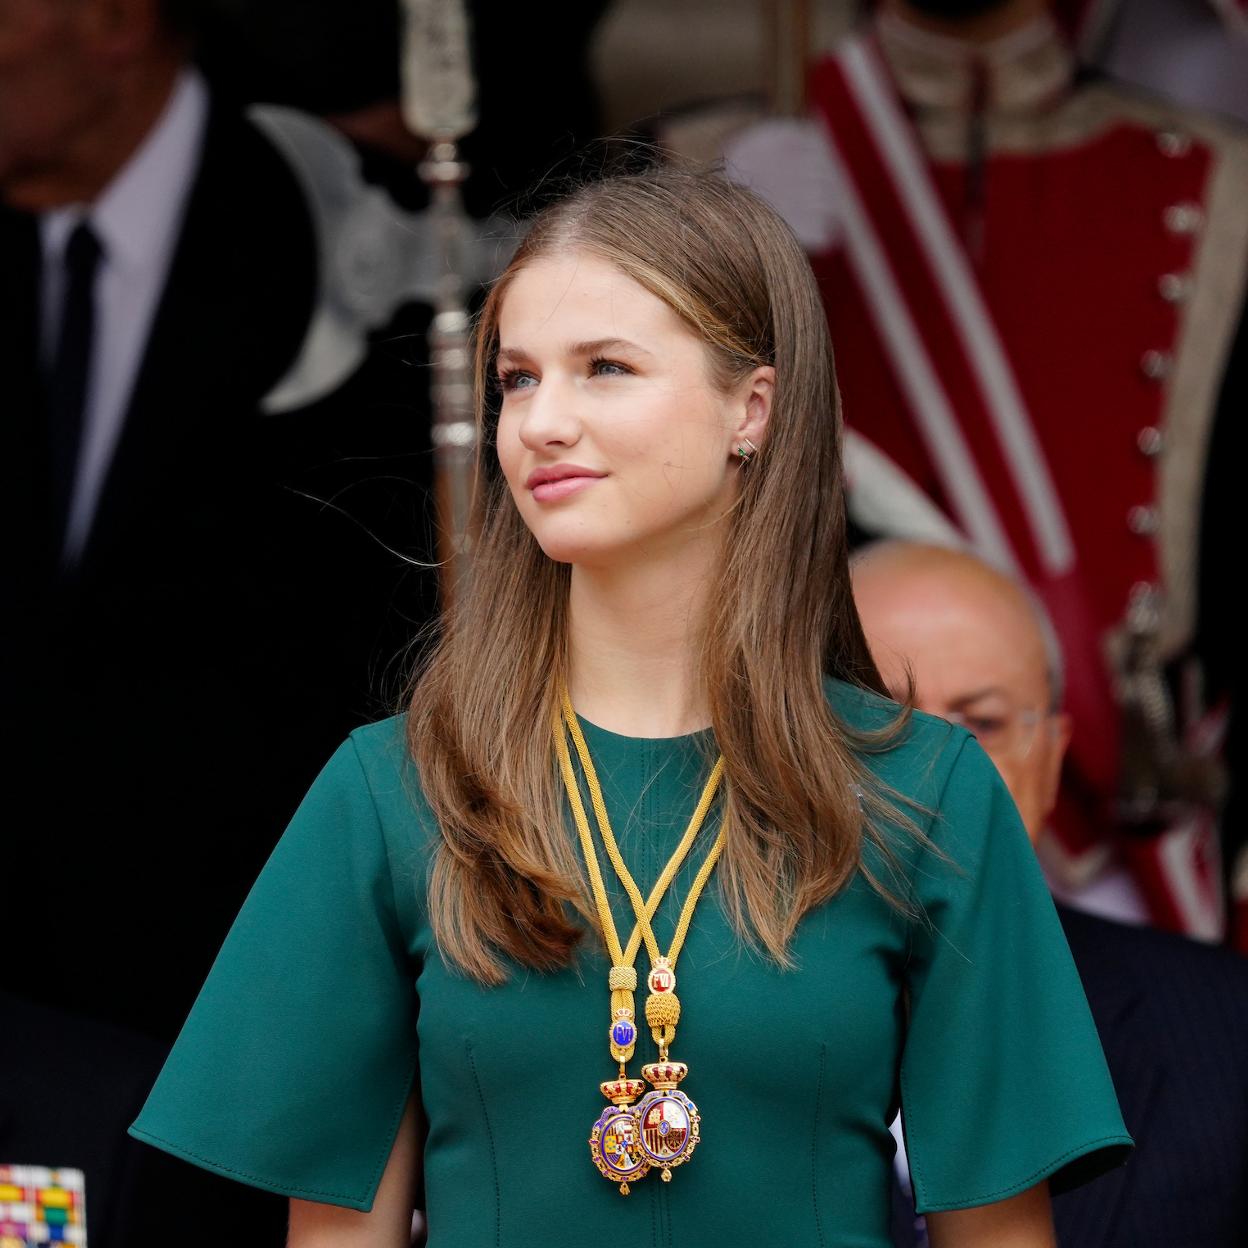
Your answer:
[851,540,1072,842]
[852,541,1062,707]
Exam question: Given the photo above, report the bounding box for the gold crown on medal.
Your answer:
[640,1061,688,1090]
[599,1076,648,1105]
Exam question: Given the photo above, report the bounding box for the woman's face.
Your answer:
[494,250,770,568]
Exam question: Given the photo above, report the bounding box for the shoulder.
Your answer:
[1059,904,1248,1013]
[824,676,971,811]
[288,715,439,898]
[346,712,418,791]
[343,711,437,838]
[1070,75,1248,164]
[184,92,317,307]
[197,93,303,188]
[723,117,842,252]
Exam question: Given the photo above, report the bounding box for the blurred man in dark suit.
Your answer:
[853,540,1248,1248]
[0,0,435,1042]
[0,6,438,1241]
[1,991,291,1246]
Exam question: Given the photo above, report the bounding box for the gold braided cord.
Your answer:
[559,691,726,1056]
[560,694,724,972]
[556,701,722,970]
[554,722,625,966]
[555,722,642,1066]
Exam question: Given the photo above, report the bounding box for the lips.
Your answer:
[526,463,607,502]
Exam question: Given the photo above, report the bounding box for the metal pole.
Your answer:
[765,0,813,116]
[401,0,479,605]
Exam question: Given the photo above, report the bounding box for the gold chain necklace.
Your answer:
[554,691,726,1193]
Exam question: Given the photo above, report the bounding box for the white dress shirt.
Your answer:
[40,67,209,564]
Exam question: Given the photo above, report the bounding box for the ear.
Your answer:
[732,365,775,450]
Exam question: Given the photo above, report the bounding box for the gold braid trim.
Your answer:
[609,966,637,992]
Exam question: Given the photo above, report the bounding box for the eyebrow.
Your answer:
[496,337,654,365]
[947,686,1012,706]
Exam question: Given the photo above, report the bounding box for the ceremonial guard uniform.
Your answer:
[729,10,1248,944]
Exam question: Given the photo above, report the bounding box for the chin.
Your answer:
[532,534,617,567]
[524,517,635,568]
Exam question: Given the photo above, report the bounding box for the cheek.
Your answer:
[494,414,524,490]
[624,391,731,490]
[0,53,88,146]
[994,754,1046,821]
[987,754,1028,802]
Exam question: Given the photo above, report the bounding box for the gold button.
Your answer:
[1163,202,1203,235]
[1158,273,1191,303]
[1126,581,1163,629]
[1156,130,1192,157]
[1128,505,1159,535]
[1137,426,1164,456]
[1140,350,1172,380]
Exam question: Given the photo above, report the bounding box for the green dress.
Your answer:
[130,680,1131,1245]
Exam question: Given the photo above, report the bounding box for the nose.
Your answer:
[516,372,583,452]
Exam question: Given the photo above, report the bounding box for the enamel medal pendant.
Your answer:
[590,1003,647,1194]
[635,1060,700,1181]
[634,958,700,1180]
[590,1076,649,1194]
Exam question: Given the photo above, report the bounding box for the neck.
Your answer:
[9,53,183,211]
[566,538,721,739]
[883,0,1048,44]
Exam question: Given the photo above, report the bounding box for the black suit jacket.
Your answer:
[0,993,287,1247]
[889,905,1248,1248]
[1,94,437,1041]
[1050,906,1248,1248]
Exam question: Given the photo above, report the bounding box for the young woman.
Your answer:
[131,169,1130,1247]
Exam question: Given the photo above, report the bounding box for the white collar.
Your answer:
[41,66,209,271]
[874,10,1076,115]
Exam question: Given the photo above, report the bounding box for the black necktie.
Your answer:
[48,219,103,558]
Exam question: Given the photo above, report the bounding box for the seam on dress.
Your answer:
[348,734,413,941]
[367,1058,421,1215]
[126,1127,362,1203]
[810,1042,828,1248]
[347,733,423,1206]
[900,731,972,1201]
[466,1040,502,1248]
[650,1161,659,1248]
[666,1134,674,1248]
[916,1133,1134,1212]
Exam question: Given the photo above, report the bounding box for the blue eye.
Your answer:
[498,369,536,392]
[589,357,632,378]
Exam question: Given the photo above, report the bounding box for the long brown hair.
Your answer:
[408,167,921,984]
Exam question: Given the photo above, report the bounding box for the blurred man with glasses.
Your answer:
[855,541,1071,850]
[853,539,1248,1248]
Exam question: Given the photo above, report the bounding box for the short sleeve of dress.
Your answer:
[128,735,420,1212]
[900,734,1133,1214]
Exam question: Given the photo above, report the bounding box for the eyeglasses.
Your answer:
[944,706,1048,761]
